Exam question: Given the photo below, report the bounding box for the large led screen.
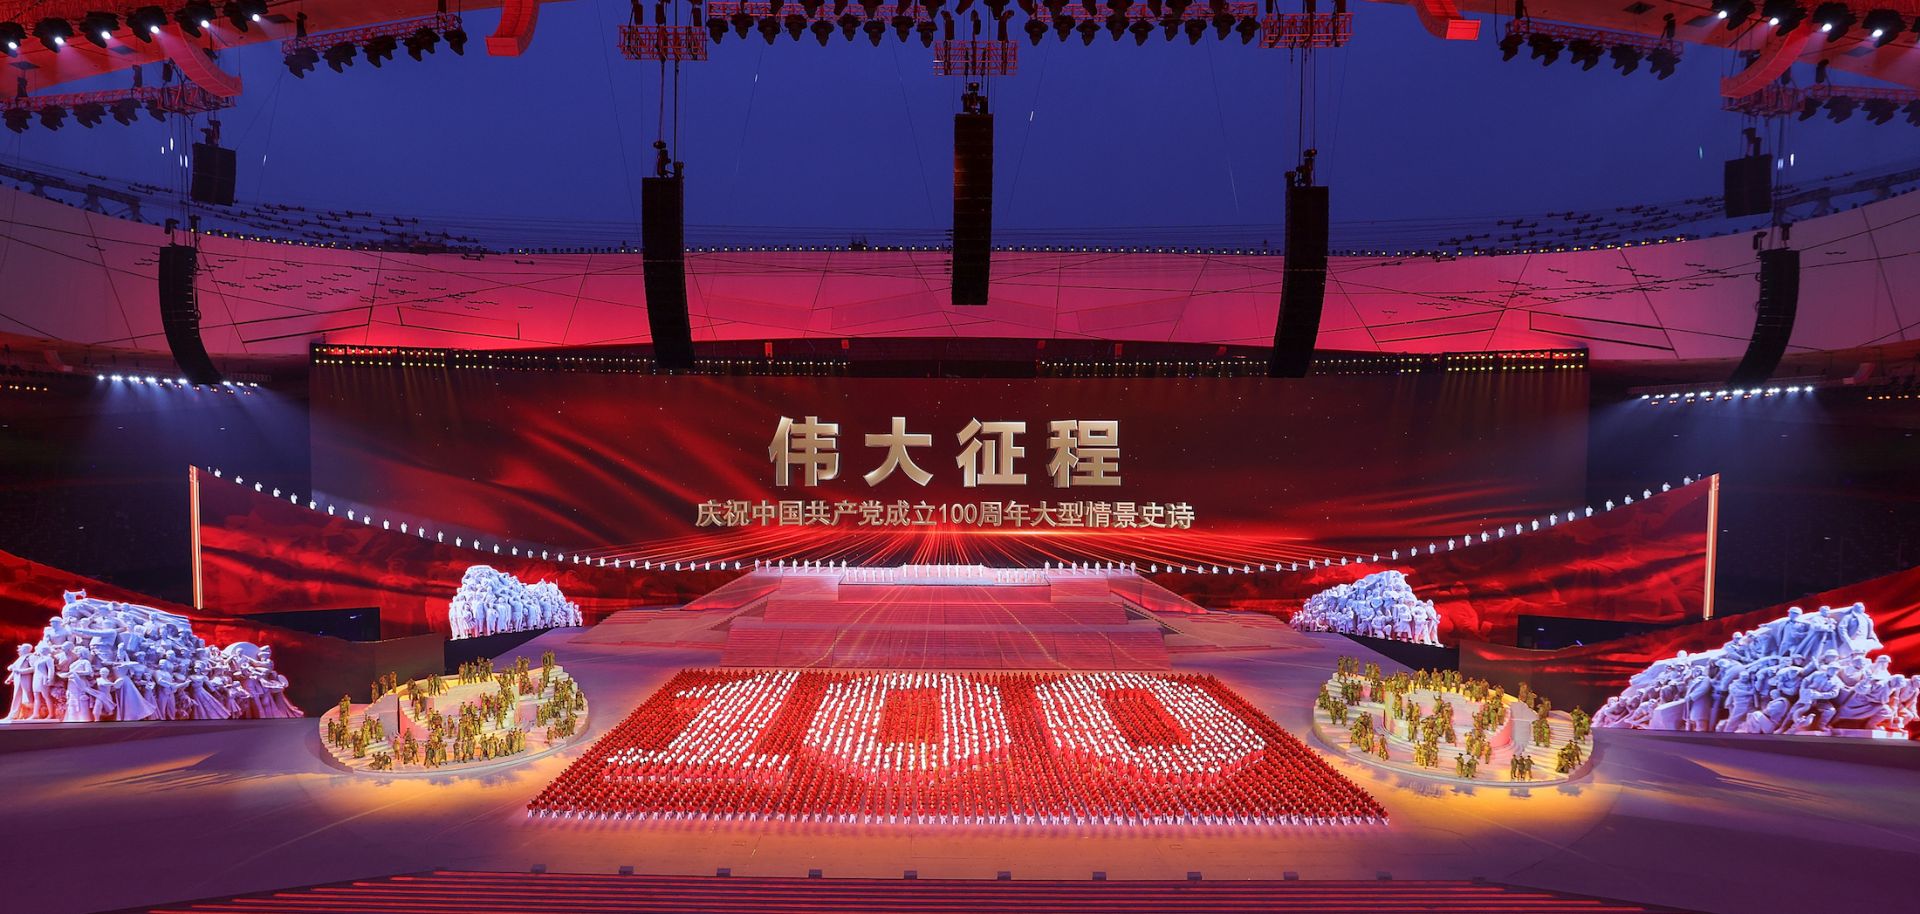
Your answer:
[311,367,1589,562]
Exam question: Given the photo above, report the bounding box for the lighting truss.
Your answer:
[1724,83,1920,120]
[279,12,462,54]
[620,24,709,60]
[1259,11,1353,49]
[933,39,1015,77]
[0,84,233,118]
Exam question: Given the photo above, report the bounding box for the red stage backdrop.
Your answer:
[1151,480,1716,644]
[1460,561,1920,712]
[194,469,735,637]
[310,369,1589,560]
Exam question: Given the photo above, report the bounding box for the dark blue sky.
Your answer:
[3,4,1913,244]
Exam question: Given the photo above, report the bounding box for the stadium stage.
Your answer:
[6,610,1920,914]
[7,5,1920,912]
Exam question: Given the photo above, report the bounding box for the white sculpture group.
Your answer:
[1595,603,1918,738]
[4,591,301,723]
[447,566,582,641]
[1291,570,1443,646]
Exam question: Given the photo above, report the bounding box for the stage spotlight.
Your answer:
[863,18,885,44]
[1079,18,1101,44]
[1213,11,1233,39]
[1182,17,1206,43]
[38,104,66,130]
[710,15,731,41]
[1762,0,1805,32]
[836,13,857,42]
[810,18,833,45]
[1861,9,1905,45]
[223,1,260,32]
[323,41,356,71]
[1863,98,1897,124]
[1812,2,1855,37]
[33,17,75,52]
[80,12,119,47]
[128,6,167,40]
[0,21,22,55]
[74,101,105,127]
[1648,46,1679,79]
[894,13,915,41]
[1714,0,1755,27]
[1499,30,1523,60]
[365,34,398,66]
[445,25,467,54]
[2,108,26,133]
[1568,38,1602,69]
[144,98,165,120]
[403,25,439,60]
[1105,12,1125,40]
[1053,14,1073,40]
[1024,15,1047,43]
[1609,43,1643,74]
[110,97,140,124]
[731,10,753,36]
[176,2,216,36]
[785,13,807,40]
[1130,18,1153,44]
[1825,95,1858,122]
[1527,32,1562,66]
[1905,100,1920,126]
[765,15,788,42]
[284,47,318,77]
[1236,14,1259,43]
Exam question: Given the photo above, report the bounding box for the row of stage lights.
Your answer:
[284,18,469,77]
[99,374,259,394]
[1792,92,1920,125]
[1639,385,1815,403]
[204,464,1703,579]
[1499,28,1679,79]
[705,4,1270,48]
[1713,1,1918,46]
[5,99,174,133]
[206,468,745,573]
[0,2,265,57]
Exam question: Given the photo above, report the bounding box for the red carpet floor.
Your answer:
[136,870,1698,913]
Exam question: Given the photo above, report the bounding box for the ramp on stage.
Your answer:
[584,565,1198,670]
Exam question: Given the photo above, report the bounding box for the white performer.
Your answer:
[1290,570,1444,646]
[2,591,302,724]
[1597,603,1914,739]
[446,566,583,640]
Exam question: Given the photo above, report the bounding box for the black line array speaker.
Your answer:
[157,244,224,385]
[1723,153,1772,219]
[1729,247,1800,386]
[641,175,695,371]
[1268,183,1330,378]
[952,112,994,306]
[190,143,237,207]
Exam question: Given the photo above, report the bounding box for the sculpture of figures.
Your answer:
[5,645,34,719]
[446,566,583,641]
[1291,571,1444,647]
[1,591,302,724]
[1598,603,1916,739]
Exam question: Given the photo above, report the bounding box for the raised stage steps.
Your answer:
[137,870,1696,913]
